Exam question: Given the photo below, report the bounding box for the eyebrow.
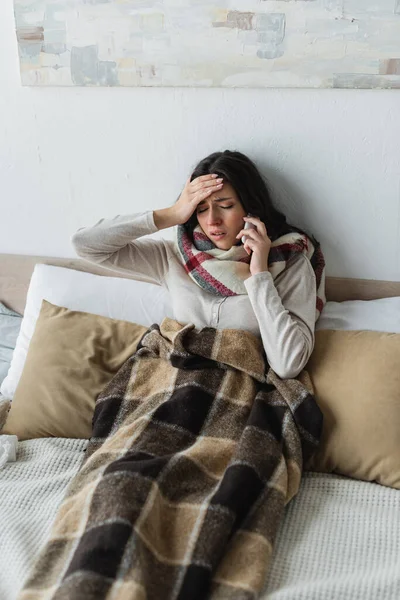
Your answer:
[197,197,233,207]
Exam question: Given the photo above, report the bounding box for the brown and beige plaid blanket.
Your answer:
[19,317,323,600]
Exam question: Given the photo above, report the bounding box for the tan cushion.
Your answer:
[304,329,400,489]
[2,299,147,440]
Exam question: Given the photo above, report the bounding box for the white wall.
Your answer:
[1,0,400,280]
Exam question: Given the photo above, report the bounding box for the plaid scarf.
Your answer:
[176,223,327,320]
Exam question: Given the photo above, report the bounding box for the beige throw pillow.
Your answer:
[2,299,147,440]
[304,329,400,489]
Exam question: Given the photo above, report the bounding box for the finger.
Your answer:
[190,174,221,188]
[243,216,267,235]
[236,228,261,241]
[197,174,220,182]
[193,186,221,206]
[191,178,224,194]
[244,241,253,255]
[191,184,224,205]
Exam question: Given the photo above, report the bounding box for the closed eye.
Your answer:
[197,205,233,214]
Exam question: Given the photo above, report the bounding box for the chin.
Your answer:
[215,241,231,250]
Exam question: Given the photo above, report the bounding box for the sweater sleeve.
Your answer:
[244,254,317,379]
[70,211,168,286]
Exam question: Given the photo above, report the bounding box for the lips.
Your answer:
[210,232,226,237]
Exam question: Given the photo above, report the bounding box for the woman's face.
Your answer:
[196,181,246,250]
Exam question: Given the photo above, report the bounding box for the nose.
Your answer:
[206,206,222,226]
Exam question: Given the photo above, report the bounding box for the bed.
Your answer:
[1,252,400,600]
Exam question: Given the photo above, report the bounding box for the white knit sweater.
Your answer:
[71,211,319,379]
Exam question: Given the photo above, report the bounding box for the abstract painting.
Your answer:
[14,1,400,88]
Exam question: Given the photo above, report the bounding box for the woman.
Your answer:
[21,152,325,600]
[71,149,326,379]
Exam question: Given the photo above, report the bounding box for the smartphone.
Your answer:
[241,214,256,244]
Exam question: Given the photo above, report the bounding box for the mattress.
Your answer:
[1,438,400,600]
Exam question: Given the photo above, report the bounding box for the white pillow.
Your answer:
[0,264,173,400]
[3,262,400,400]
[316,297,400,333]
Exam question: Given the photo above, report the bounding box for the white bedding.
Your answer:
[263,472,400,599]
[0,438,87,600]
[1,438,400,600]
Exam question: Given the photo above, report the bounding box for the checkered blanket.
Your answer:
[18,318,323,600]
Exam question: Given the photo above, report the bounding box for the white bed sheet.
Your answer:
[0,438,87,600]
[1,438,400,600]
[262,472,400,599]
